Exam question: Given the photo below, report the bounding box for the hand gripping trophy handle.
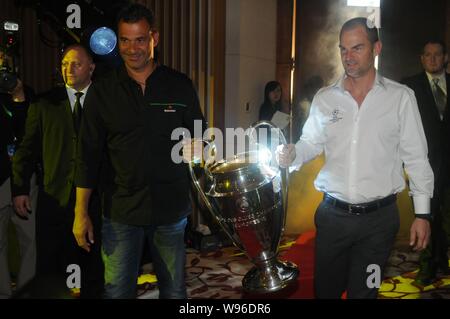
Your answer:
[188,121,299,294]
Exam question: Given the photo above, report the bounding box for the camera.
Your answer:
[0,59,18,93]
[0,21,19,93]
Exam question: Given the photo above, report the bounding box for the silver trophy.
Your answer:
[188,121,299,294]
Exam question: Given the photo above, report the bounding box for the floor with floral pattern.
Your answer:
[137,235,450,299]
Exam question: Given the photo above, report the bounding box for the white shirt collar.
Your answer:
[333,71,387,93]
[425,71,446,87]
[425,72,447,96]
[66,83,91,111]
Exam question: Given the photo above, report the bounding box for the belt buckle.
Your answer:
[349,205,362,215]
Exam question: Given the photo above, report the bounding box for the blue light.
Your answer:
[89,27,117,56]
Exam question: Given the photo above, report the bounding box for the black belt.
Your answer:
[323,193,397,215]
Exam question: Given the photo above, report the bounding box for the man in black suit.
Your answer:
[403,40,450,286]
[11,44,103,298]
[0,48,37,298]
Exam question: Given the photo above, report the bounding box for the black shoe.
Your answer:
[437,262,450,275]
[413,267,437,287]
[413,274,436,287]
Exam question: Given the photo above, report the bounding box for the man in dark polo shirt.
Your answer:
[73,4,205,299]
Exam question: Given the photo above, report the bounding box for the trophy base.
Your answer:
[242,260,299,294]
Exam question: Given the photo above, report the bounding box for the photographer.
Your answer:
[0,47,36,298]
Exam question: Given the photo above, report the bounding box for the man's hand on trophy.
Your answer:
[182,138,203,163]
[276,144,296,168]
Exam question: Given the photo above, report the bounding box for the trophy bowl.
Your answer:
[188,121,299,294]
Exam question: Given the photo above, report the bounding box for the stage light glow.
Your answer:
[257,147,272,165]
[347,0,380,7]
[89,27,117,56]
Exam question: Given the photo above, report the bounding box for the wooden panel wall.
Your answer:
[0,0,225,130]
[0,1,60,94]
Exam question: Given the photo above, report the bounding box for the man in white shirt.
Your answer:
[402,40,450,286]
[277,17,433,298]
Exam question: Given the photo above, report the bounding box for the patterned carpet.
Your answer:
[137,237,297,299]
[379,246,450,299]
[137,235,450,299]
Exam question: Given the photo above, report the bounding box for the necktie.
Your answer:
[73,91,84,135]
[432,78,447,120]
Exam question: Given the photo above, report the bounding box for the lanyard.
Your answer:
[1,104,12,118]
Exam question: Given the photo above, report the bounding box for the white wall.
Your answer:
[225,0,278,131]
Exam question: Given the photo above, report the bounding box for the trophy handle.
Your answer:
[187,139,245,251]
[248,121,290,231]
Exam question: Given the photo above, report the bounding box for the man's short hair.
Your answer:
[61,44,94,63]
[116,3,155,29]
[340,17,380,44]
[422,40,447,55]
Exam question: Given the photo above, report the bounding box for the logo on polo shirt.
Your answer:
[150,102,187,113]
[164,105,176,113]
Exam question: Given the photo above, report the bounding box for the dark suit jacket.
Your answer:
[0,87,35,185]
[402,72,450,191]
[12,87,78,208]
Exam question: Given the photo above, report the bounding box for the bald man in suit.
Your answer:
[12,44,103,298]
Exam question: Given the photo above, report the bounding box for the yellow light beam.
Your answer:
[289,0,297,143]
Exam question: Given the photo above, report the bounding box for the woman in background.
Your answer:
[258,81,287,121]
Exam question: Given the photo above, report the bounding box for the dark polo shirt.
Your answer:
[76,64,205,226]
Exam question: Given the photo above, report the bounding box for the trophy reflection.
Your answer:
[188,121,298,294]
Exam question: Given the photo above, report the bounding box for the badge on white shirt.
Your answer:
[329,108,344,123]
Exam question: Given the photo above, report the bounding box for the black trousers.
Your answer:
[35,191,104,298]
[314,200,399,299]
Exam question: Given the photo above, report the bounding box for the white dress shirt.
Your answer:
[65,84,91,112]
[291,73,434,215]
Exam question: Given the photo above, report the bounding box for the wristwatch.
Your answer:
[415,214,433,222]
